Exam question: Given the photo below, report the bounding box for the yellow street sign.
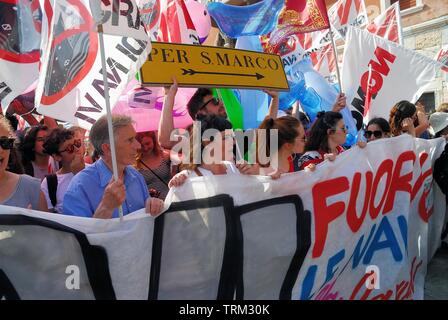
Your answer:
[140,42,289,91]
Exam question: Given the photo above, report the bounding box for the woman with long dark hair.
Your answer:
[297,111,347,170]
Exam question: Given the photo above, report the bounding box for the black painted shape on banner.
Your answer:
[0,269,20,300]
[234,195,312,300]
[148,194,237,300]
[181,68,265,80]
[0,215,116,300]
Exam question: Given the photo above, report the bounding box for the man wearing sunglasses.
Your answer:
[41,128,85,213]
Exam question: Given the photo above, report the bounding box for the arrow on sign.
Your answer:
[181,68,265,80]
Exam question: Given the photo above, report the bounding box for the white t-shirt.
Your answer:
[41,172,74,213]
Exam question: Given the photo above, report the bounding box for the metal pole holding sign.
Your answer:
[97,25,124,222]
[329,26,343,93]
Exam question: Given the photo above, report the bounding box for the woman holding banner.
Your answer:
[257,116,306,175]
[297,111,347,171]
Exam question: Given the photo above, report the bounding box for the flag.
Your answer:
[0,0,41,111]
[434,45,448,73]
[35,0,151,129]
[267,0,330,52]
[207,0,284,38]
[366,2,403,44]
[89,0,149,40]
[158,0,199,44]
[328,0,368,40]
[137,0,162,41]
[342,27,440,129]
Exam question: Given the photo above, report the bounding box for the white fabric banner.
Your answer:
[0,0,40,110]
[328,0,368,40]
[89,0,150,41]
[1,135,446,299]
[35,0,151,129]
[366,2,403,45]
[342,27,440,128]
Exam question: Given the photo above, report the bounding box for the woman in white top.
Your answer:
[169,114,243,188]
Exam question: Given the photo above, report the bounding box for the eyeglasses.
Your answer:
[58,139,82,154]
[200,97,221,111]
[0,137,15,150]
[297,136,307,143]
[364,130,384,139]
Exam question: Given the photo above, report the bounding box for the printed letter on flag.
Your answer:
[89,0,150,41]
[342,27,439,129]
[35,0,151,129]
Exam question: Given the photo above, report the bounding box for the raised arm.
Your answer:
[264,89,279,120]
[158,78,179,149]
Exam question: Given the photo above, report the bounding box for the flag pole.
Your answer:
[329,26,343,93]
[396,3,404,46]
[97,25,124,222]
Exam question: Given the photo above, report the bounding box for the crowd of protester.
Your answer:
[1,85,448,226]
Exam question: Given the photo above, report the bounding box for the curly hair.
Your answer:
[389,100,416,136]
[43,128,74,155]
[305,111,343,153]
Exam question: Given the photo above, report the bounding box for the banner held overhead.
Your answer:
[140,42,289,91]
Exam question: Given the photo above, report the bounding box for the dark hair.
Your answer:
[305,111,343,153]
[18,124,48,164]
[43,128,74,155]
[181,115,232,171]
[5,113,18,131]
[366,117,390,133]
[258,116,302,161]
[389,100,417,136]
[187,88,213,119]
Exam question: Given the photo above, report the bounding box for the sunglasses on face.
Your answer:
[58,139,82,154]
[0,137,15,150]
[364,130,383,139]
[200,97,221,111]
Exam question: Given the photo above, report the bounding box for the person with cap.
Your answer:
[429,112,448,138]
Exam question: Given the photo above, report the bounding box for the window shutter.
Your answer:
[391,0,417,10]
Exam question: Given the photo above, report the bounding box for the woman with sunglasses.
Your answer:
[40,128,84,213]
[364,117,391,142]
[297,111,348,170]
[0,115,48,211]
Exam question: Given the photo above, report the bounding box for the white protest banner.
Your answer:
[1,135,446,299]
[35,0,151,129]
[137,0,161,41]
[89,0,150,41]
[366,2,403,45]
[0,0,41,111]
[341,27,440,129]
[328,0,368,40]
